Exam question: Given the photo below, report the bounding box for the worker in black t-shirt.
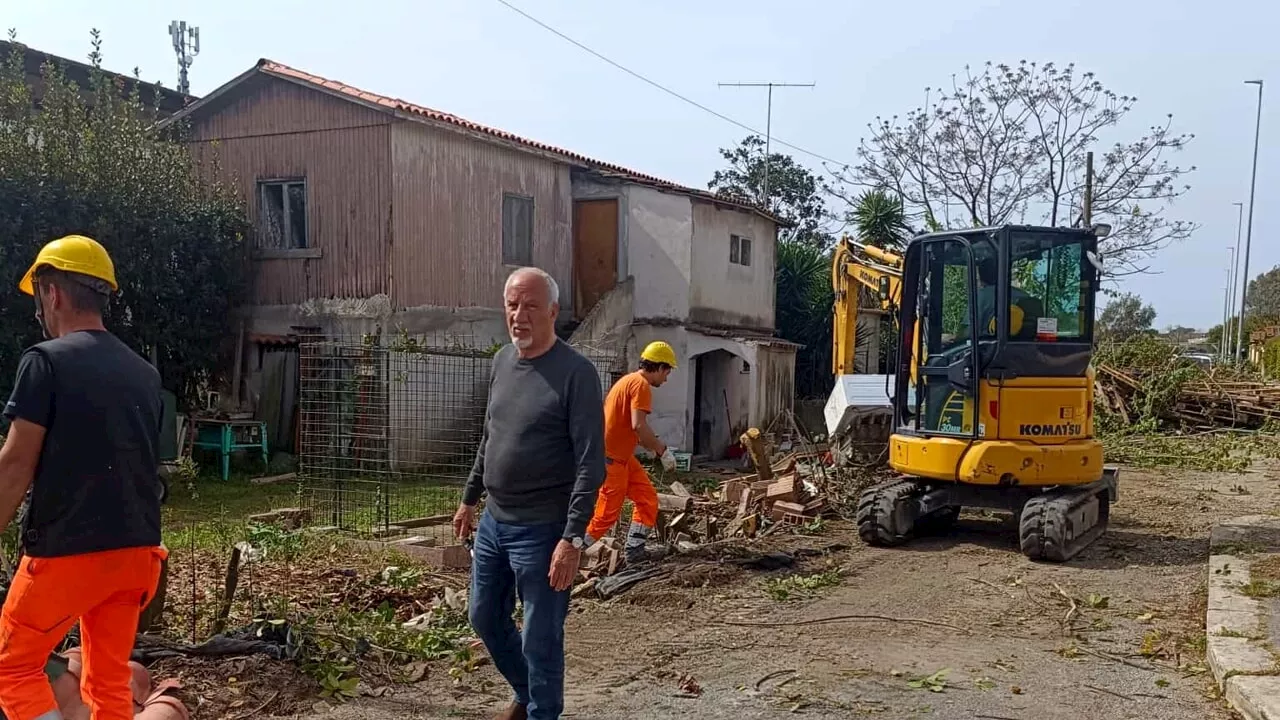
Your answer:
[0,235,167,720]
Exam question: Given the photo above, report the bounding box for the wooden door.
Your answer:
[572,199,619,320]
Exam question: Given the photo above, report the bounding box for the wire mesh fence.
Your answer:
[573,340,628,397]
[296,332,626,540]
[296,332,490,540]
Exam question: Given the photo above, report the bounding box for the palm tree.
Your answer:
[775,239,835,399]
[851,189,910,248]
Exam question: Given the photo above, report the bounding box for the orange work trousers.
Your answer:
[0,545,166,720]
[586,456,659,539]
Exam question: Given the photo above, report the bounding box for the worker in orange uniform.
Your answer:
[0,235,167,720]
[584,341,679,566]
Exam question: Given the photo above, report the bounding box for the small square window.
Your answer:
[730,234,752,267]
[503,193,534,266]
[258,179,308,249]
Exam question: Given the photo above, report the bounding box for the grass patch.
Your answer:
[160,518,476,701]
[764,569,842,601]
[155,457,478,703]
[163,455,466,544]
[1213,628,1266,641]
[1239,579,1280,598]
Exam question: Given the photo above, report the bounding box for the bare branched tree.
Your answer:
[829,61,1196,275]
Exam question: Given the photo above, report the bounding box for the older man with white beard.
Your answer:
[453,267,605,720]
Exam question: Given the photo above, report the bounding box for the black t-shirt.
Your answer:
[6,351,54,426]
[2,330,164,557]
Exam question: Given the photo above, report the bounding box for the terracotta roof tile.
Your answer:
[251,60,779,223]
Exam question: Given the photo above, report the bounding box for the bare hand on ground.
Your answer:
[453,504,476,541]
[549,540,580,591]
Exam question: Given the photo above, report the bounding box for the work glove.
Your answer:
[660,447,677,472]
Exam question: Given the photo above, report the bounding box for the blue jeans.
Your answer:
[469,510,571,720]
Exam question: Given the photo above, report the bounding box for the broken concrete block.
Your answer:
[765,475,799,505]
[389,536,435,547]
[248,507,311,530]
[770,501,808,522]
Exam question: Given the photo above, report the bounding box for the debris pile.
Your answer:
[1091,337,1280,471]
[1096,363,1280,430]
[580,426,834,581]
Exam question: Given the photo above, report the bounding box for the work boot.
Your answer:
[492,701,528,720]
[624,542,671,567]
[623,521,653,564]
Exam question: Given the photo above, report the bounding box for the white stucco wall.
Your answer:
[626,323,792,457]
[688,201,778,330]
[623,185,693,321]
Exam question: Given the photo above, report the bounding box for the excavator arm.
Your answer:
[831,236,904,375]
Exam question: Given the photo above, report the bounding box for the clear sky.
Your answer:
[6,0,1275,330]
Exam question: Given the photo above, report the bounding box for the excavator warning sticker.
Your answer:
[1036,317,1058,341]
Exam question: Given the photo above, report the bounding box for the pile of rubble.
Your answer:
[580,428,833,580]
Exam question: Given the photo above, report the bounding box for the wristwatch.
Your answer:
[569,536,585,549]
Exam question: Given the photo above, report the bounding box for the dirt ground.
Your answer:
[294,463,1278,720]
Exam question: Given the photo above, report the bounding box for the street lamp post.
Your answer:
[1237,80,1264,362]
[1225,248,1236,359]
[1229,201,1244,359]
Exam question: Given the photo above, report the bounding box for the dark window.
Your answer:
[1009,231,1091,342]
[258,179,307,249]
[502,193,534,265]
[730,234,752,267]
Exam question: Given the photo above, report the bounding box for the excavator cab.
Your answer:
[857,224,1118,563]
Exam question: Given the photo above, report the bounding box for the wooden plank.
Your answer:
[396,514,454,529]
[251,472,297,485]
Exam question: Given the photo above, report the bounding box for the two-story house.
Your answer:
[164,59,795,459]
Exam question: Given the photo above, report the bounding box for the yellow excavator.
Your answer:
[827,224,1118,562]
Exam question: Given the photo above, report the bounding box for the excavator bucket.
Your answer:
[825,374,894,466]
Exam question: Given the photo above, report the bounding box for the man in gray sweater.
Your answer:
[454,267,605,720]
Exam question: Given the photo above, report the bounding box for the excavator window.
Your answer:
[1008,230,1092,343]
[906,236,978,435]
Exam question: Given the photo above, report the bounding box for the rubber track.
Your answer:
[1018,488,1109,563]
[856,479,919,546]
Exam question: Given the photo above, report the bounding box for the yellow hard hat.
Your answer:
[640,340,678,369]
[18,235,118,296]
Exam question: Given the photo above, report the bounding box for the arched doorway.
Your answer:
[691,348,748,458]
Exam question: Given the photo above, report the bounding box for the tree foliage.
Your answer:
[1208,313,1280,358]
[1245,265,1280,318]
[0,31,250,406]
[835,61,1195,275]
[774,239,834,399]
[709,134,835,248]
[1096,292,1156,339]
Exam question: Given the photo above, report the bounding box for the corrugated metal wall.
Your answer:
[754,344,797,426]
[390,121,573,310]
[188,75,574,311]
[186,78,393,306]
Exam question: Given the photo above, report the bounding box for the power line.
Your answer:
[491,0,852,169]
